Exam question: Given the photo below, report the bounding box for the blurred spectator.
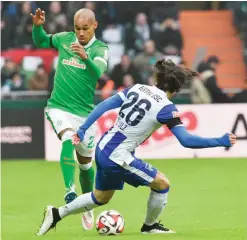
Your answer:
[45,1,68,34]
[117,74,135,91]
[15,2,36,48]
[102,24,123,44]
[2,71,26,93]
[226,1,247,35]
[197,62,230,103]
[150,2,179,23]
[1,58,18,86]
[97,73,115,100]
[1,2,15,50]
[17,18,35,49]
[191,72,212,104]
[29,64,48,90]
[154,18,183,56]
[147,76,155,86]
[111,55,141,89]
[206,56,220,71]
[125,13,151,54]
[48,69,55,97]
[133,40,163,84]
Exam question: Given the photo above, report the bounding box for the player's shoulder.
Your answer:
[93,39,108,49]
[54,31,74,38]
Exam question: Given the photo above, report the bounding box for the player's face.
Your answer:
[74,18,98,45]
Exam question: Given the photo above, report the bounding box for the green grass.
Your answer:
[1,158,247,240]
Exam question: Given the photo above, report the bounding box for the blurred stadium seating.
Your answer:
[1,1,247,102]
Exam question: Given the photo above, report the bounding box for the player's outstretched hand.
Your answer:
[70,43,88,59]
[221,133,236,147]
[30,8,45,26]
[72,134,81,146]
[229,133,236,146]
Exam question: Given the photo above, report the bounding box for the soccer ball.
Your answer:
[96,210,124,236]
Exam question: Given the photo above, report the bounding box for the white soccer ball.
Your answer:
[96,210,125,236]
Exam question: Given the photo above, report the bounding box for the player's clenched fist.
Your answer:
[70,43,88,59]
[228,133,236,146]
[30,8,45,26]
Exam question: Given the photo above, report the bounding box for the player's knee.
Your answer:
[77,154,92,165]
[93,190,114,205]
[157,176,170,190]
[59,128,75,141]
[150,172,170,191]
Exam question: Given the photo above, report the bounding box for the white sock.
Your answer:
[58,192,102,218]
[78,162,92,171]
[144,190,168,226]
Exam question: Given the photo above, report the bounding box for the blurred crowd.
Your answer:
[1,1,247,103]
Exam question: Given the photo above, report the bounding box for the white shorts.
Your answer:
[45,108,96,157]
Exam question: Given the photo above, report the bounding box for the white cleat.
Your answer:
[81,210,94,230]
[36,205,61,236]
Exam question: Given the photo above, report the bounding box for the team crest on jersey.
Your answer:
[62,57,86,69]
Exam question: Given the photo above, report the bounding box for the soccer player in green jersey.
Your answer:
[30,8,108,230]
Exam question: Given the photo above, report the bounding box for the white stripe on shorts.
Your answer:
[98,132,114,150]
[122,164,154,183]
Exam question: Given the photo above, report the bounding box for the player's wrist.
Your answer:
[218,134,231,147]
[77,127,86,141]
[80,54,88,60]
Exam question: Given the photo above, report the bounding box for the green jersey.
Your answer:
[47,32,108,117]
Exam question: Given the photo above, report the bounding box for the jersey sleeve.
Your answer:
[156,104,183,129]
[51,32,68,49]
[117,87,132,101]
[93,45,109,68]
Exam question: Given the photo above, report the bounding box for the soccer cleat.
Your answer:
[64,191,77,204]
[141,221,175,234]
[36,205,61,236]
[81,210,94,230]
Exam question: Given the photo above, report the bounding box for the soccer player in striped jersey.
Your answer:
[36,59,236,235]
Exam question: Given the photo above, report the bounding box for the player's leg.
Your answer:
[58,189,115,218]
[58,128,77,202]
[36,146,122,236]
[75,131,96,230]
[75,152,95,230]
[36,189,115,236]
[74,116,96,196]
[58,153,122,219]
[76,153,95,196]
[45,109,76,202]
[141,171,174,233]
[122,158,174,234]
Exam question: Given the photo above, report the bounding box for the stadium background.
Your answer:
[1,1,247,240]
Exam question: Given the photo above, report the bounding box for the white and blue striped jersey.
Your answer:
[98,84,182,165]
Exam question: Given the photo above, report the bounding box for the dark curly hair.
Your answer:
[153,59,198,93]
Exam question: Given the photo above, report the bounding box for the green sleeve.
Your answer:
[32,26,68,49]
[84,57,105,79]
[51,32,68,49]
[85,46,108,78]
[32,25,52,48]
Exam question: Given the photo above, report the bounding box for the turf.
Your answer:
[1,158,247,240]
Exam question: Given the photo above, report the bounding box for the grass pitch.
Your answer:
[1,158,247,240]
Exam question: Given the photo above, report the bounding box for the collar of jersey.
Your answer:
[75,35,96,49]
